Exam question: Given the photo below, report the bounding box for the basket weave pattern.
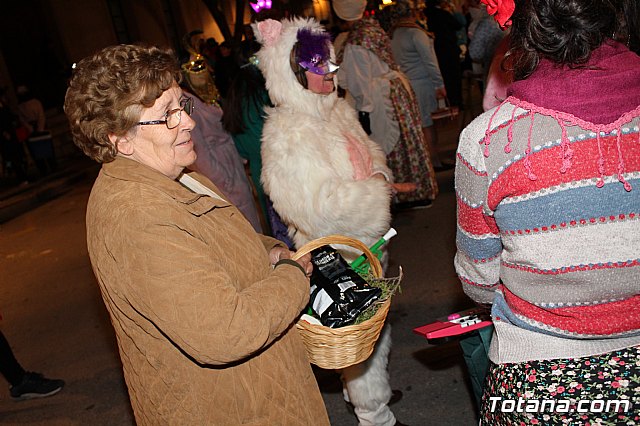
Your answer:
[292,235,391,369]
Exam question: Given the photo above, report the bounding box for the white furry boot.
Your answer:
[341,324,395,426]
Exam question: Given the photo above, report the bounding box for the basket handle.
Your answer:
[291,235,383,278]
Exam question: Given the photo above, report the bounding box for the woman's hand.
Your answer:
[293,252,313,277]
[269,246,291,265]
[391,182,418,193]
[269,247,314,277]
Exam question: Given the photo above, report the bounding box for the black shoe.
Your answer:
[392,199,433,213]
[10,372,65,401]
[345,399,356,417]
[389,389,403,405]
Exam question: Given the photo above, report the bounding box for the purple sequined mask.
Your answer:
[296,28,339,75]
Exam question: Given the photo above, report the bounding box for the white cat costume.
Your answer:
[254,18,398,426]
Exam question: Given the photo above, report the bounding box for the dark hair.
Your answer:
[507,0,618,80]
[221,65,270,135]
[289,42,308,89]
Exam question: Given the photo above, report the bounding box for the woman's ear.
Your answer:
[108,133,133,156]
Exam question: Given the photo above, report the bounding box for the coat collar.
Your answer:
[102,156,232,215]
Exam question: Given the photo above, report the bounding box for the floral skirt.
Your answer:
[480,345,640,425]
[387,78,438,204]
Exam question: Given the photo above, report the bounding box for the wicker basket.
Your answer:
[292,235,392,369]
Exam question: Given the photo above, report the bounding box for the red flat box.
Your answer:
[413,307,492,343]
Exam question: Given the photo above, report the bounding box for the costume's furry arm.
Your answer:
[335,100,392,181]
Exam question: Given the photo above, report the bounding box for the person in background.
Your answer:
[375,4,395,34]
[254,17,406,426]
[0,88,28,185]
[334,0,439,211]
[454,0,640,424]
[200,37,219,69]
[214,41,240,101]
[424,0,464,108]
[240,24,261,61]
[64,43,329,425]
[0,329,64,401]
[447,0,468,61]
[17,86,57,176]
[460,0,484,76]
[221,61,293,244]
[467,2,506,89]
[185,93,263,232]
[617,0,639,54]
[16,86,45,137]
[389,0,452,171]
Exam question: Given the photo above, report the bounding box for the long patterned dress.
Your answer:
[337,17,438,203]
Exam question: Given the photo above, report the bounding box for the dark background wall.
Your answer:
[0,0,70,109]
[0,0,328,111]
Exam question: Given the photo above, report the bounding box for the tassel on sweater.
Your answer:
[483,96,636,191]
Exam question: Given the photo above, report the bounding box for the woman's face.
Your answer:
[125,84,197,179]
[306,71,335,95]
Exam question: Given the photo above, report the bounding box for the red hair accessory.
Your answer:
[480,0,515,29]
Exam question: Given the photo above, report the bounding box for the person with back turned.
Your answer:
[454,0,640,424]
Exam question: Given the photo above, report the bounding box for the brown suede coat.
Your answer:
[85,157,329,425]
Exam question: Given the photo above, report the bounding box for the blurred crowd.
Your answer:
[174,0,502,239]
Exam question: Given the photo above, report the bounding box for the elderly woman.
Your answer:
[64,44,329,426]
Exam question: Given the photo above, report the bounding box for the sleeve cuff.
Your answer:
[372,169,391,182]
[274,258,306,275]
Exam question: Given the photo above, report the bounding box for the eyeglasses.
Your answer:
[137,96,194,130]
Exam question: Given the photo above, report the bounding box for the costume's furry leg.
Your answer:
[341,324,395,426]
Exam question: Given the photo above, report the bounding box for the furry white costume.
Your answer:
[254,18,398,426]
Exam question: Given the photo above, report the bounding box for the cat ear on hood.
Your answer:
[253,19,283,47]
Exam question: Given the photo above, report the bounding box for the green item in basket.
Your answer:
[352,271,402,324]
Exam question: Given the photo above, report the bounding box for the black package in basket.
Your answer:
[308,245,382,328]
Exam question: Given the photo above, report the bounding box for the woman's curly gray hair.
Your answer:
[64,44,181,163]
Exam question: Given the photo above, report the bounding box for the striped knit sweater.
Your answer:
[454,92,640,363]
